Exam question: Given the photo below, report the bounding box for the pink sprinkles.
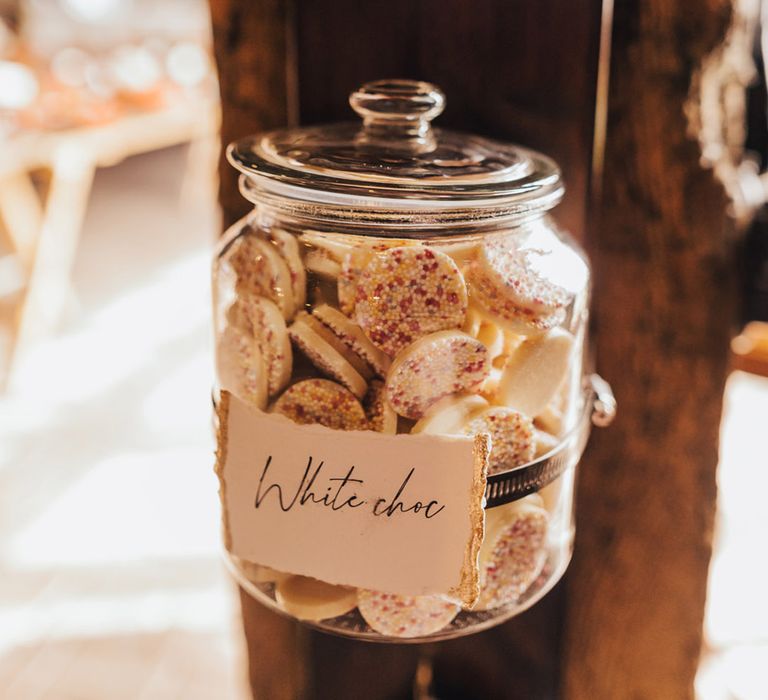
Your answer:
[224,234,293,318]
[385,331,490,419]
[357,590,460,638]
[463,407,535,475]
[232,296,291,396]
[272,379,368,430]
[354,246,468,357]
[479,238,572,314]
[467,265,566,332]
[477,506,549,609]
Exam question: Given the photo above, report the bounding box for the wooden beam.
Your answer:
[561,1,739,697]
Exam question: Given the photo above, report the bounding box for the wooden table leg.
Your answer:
[0,172,44,271]
[6,151,95,387]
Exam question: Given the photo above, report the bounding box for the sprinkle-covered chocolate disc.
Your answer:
[216,324,267,409]
[462,407,535,474]
[268,228,307,310]
[363,380,397,433]
[313,304,391,376]
[357,590,459,638]
[229,297,292,397]
[474,503,549,611]
[354,246,468,356]
[467,270,565,335]
[338,240,414,316]
[271,379,368,430]
[385,331,490,419]
[476,238,572,315]
[289,314,369,398]
[224,233,296,320]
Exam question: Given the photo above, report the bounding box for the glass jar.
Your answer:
[212,80,614,642]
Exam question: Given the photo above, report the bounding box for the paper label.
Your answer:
[215,392,488,606]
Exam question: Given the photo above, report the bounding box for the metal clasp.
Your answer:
[589,374,617,428]
[589,373,616,427]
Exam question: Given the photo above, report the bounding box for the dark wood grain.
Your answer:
[210,0,298,228]
[238,588,309,700]
[210,3,307,698]
[291,4,603,698]
[561,1,737,698]
[294,0,604,244]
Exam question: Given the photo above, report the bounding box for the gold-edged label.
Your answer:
[215,391,488,607]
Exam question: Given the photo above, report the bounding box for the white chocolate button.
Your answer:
[467,277,566,335]
[476,320,505,361]
[313,304,391,376]
[299,230,356,261]
[475,237,571,315]
[305,249,342,279]
[275,576,357,621]
[269,228,307,310]
[412,394,489,435]
[462,306,483,337]
[434,238,480,265]
[533,428,560,458]
[462,406,535,474]
[496,327,574,417]
[338,239,415,316]
[534,403,565,437]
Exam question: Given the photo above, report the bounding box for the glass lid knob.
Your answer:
[349,79,445,150]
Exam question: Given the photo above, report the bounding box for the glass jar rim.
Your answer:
[236,172,563,231]
[227,79,565,230]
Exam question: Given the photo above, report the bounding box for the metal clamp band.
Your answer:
[484,373,615,508]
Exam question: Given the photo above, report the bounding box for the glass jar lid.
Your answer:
[228,79,563,228]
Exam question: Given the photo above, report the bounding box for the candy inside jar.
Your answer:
[212,79,612,643]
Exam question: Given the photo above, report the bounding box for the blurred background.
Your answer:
[0,1,766,699]
[0,1,246,698]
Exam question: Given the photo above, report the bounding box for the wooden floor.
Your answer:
[0,631,242,699]
[0,147,248,700]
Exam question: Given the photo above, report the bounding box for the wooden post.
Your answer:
[561,1,739,698]
[209,1,739,697]
[209,0,297,229]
